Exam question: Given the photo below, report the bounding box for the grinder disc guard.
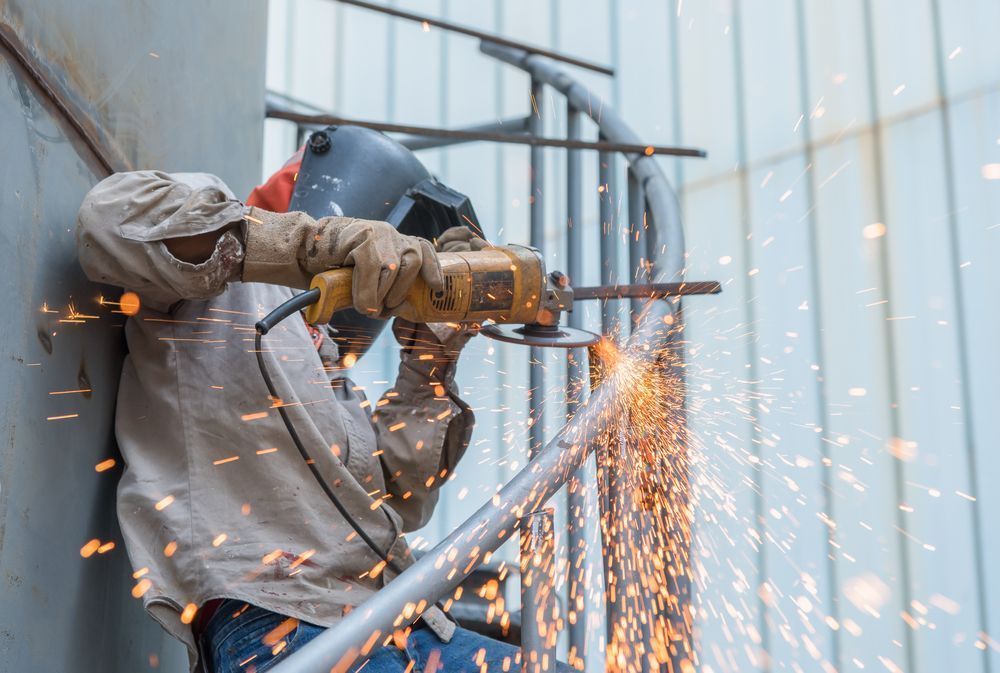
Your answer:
[481,323,600,348]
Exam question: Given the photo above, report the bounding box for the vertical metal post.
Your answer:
[627,170,648,322]
[528,78,545,458]
[565,105,590,670]
[596,147,626,661]
[598,147,618,334]
[520,509,557,673]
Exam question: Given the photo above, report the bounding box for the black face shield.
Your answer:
[288,125,482,361]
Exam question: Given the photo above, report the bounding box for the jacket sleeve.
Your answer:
[373,335,475,532]
[75,171,247,312]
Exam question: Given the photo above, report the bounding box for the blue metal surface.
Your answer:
[0,2,266,671]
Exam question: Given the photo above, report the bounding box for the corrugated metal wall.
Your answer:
[0,2,266,671]
[265,1,1000,671]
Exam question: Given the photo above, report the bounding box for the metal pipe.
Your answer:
[528,78,544,459]
[479,41,690,286]
[564,104,590,669]
[627,170,648,320]
[400,117,530,151]
[332,0,615,76]
[573,281,721,301]
[598,147,618,334]
[269,324,671,673]
[484,42,692,672]
[520,509,557,673]
[596,146,626,653]
[265,106,706,157]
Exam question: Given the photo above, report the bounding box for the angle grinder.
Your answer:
[303,244,599,348]
[254,243,722,347]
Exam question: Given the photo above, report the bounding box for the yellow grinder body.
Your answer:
[304,245,550,327]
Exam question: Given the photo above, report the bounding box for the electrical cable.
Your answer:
[254,307,404,576]
[254,294,458,624]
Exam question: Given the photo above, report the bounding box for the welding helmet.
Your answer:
[288,125,481,361]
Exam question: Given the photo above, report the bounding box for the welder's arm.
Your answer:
[76,170,442,314]
[372,321,475,532]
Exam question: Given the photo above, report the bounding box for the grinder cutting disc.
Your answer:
[481,323,600,348]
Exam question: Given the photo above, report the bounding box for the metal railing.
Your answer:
[268,24,709,671]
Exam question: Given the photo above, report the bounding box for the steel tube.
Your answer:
[399,117,530,151]
[479,41,689,286]
[265,106,706,157]
[598,147,618,335]
[270,335,665,673]
[628,170,648,320]
[484,42,691,672]
[520,509,557,673]
[528,78,545,459]
[333,0,615,76]
[565,104,590,669]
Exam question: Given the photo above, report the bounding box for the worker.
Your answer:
[76,168,570,673]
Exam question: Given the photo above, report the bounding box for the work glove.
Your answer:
[241,207,444,317]
[435,225,491,253]
[393,225,487,357]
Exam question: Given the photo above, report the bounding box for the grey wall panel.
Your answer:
[683,178,762,673]
[746,155,833,672]
[2,0,265,195]
[934,0,1000,97]
[801,0,873,142]
[739,0,804,163]
[677,0,740,186]
[867,0,939,119]
[811,134,907,672]
[0,79,173,673]
[946,90,1000,673]
[880,109,985,673]
[0,2,266,671]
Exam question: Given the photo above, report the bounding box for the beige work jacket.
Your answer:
[75,172,471,670]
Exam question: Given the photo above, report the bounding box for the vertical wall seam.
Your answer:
[792,1,841,670]
[439,0,449,178]
[382,0,399,400]
[492,0,511,538]
[334,0,345,111]
[859,1,916,670]
[927,3,991,671]
[667,2,683,191]
[728,2,769,670]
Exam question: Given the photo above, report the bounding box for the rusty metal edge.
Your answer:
[0,21,130,177]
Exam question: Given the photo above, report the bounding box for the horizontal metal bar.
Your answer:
[573,281,722,301]
[265,89,331,115]
[333,0,614,76]
[266,106,707,157]
[399,116,530,151]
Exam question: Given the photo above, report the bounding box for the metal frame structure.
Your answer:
[5,3,709,669]
[269,24,709,673]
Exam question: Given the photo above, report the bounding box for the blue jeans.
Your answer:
[200,599,572,673]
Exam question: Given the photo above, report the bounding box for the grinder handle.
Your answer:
[304,268,354,324]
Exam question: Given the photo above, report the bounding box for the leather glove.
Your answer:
[393,225,487,354]
[392,319,472,365]
[435,225,491,253]
[241,207,444,316]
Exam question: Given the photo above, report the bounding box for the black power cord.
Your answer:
[255,290,458,625]
[254,290,405,577]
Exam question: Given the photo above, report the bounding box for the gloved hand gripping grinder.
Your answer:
[303,245,600,348]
